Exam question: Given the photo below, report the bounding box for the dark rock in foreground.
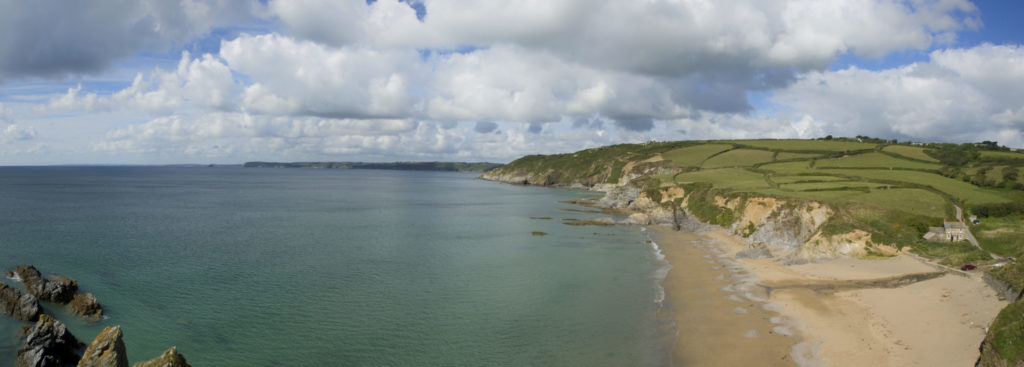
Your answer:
[17,314,83,367]
[78,326,128,367]
[15,266,78,304]
[0,283,41,321]
[133,347,191,367]
[68,293,103,322]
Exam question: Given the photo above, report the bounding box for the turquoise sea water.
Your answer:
[0,167,670,366]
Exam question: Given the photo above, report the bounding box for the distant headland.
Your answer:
[243,161,503,172]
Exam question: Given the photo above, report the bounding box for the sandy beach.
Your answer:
[650,226,1008,367]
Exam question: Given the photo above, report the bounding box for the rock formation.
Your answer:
[68,293,103,322]
[133,347,191,367]
[15,265,78,304]
[0,283,41,321]
[78,326,128,367]
[16,314,83,367]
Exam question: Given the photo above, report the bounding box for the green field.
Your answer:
[779,181,891,191]
[760,160,817,175]
[730,139,877,152]
[825,169,1010,205]
[770,175,847,184]
[883,145,939,162]
[662,144,733,167]
[702,149,775,168]
[814,152,942,170]
[673,168,771,190]
[775,152,822,160]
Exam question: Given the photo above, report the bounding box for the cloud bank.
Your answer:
[2,0,1022,164]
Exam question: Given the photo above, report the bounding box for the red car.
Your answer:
[961,264,977,271]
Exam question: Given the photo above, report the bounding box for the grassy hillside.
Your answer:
[488,138,1023,252]
[487,137,1024,366]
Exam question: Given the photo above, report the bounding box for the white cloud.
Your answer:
[0,103,37,143]
[221,34,426,118]
[772,44,1024,146]
[45,51,237,114]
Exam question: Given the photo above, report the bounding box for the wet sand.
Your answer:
[651,226,1007,367]
[650,228,797,366]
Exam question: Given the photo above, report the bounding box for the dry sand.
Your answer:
[651,226,1007,367]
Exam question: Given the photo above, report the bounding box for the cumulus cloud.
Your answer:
[46,51,238,114]
[771,43,1024,147]
[0,103,37,143]
[221,34,426,118]
[0,0,255,80]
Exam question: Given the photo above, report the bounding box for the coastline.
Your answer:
[649,225,1007,366]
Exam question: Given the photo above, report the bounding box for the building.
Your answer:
[944,221,967,241]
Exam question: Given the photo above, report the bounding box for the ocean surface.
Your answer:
[0,167,671,366]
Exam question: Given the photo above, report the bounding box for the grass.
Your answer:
[912,241,992,266]
[702,149,775,168]
[982,151,1024,160]
[779,181,890,191]
[775,152,822,160]
[730,139,877,152]
[974,215,1024,258]
[986,297,1024,362]
[662,144,733,167]
[770,175,847,184]
[825,169,1011,205]
[673,168,771,190]
[883,145,939,162]
[814,152,942,171]
[845,189,948,217]
[760,161,817,175]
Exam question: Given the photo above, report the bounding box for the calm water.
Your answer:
[0,167,670,366]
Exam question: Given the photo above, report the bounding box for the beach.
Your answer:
[649,226,1007,366]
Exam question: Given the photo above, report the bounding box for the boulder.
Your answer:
[0,283,41,321]
[133,347,191,367]
[17,314,83,367]
[68,293,103,322]
[15,265,78,304]
[78,326,128,367]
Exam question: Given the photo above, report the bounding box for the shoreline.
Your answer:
[648,225,1007,367]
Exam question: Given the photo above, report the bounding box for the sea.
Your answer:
[0,166,672,366]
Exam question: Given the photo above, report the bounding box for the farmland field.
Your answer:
[702,149,775,168]
[672,168,770,190]
[730,139,877,152]
[662,144,733,167]
[883,145,939,162]
[814,152,942,171]
[775,152,822,160]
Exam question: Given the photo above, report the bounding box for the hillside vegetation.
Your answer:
[484,137,1024,365]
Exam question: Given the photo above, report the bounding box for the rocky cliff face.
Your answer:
[78,326,128,367]
[482,170,883,263]
[17,314,83,367]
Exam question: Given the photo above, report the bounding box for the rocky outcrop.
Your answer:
[17,314,83,367]
[0,283,40,321]
[735,243,773,259]
[78,326,128,367]
[983,273,1023,303]
[15,266,78,304]
[133,347,191,367]
[68,293,103,322]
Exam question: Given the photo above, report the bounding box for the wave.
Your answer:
[643,229,672,307]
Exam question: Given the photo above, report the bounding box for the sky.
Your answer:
[0,0,1023,165]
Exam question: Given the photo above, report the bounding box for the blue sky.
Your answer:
[0,0,1022,165]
